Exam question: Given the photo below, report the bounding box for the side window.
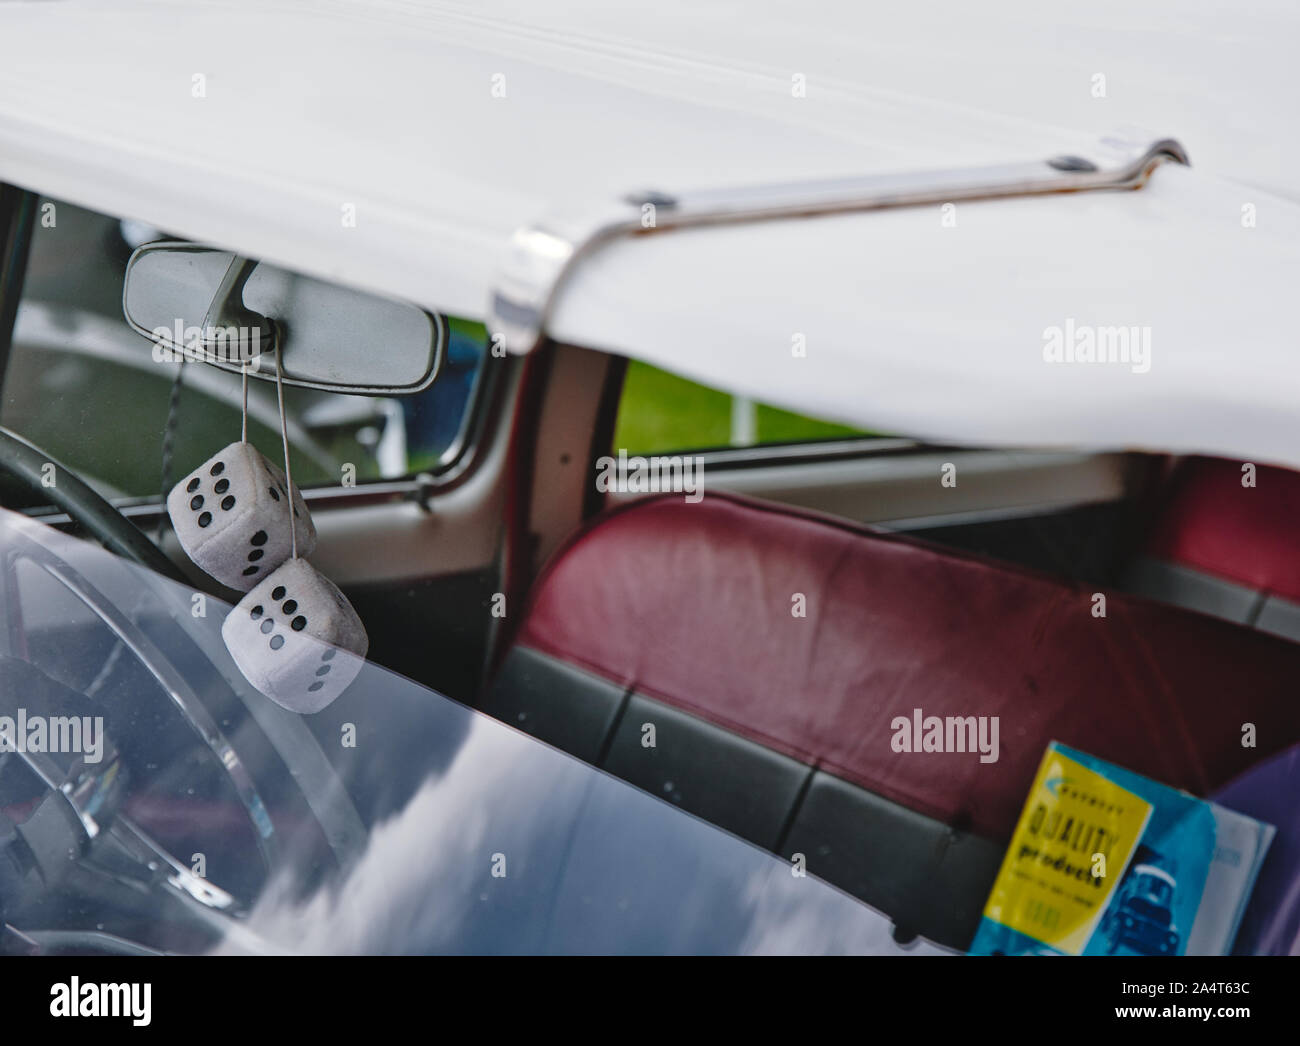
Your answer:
[613,360,871,456]
[2,196,487,505]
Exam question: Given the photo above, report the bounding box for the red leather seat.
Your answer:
[1146,457,1300,601]
[509,491,1300,840]
[484,490,1300,947]
[1130,457,1300,639]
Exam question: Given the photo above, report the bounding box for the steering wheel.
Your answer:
[0,499,367,953]
[0,426,186,584]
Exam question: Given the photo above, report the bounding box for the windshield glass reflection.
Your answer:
[0,509,950,955]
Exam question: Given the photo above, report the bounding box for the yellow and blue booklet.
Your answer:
[969,742,1274,956]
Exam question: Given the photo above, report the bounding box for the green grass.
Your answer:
[613,360,870,455]
[753,403,871,444]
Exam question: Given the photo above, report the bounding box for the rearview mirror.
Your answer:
[123,242,444,394]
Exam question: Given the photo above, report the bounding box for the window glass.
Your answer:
[613,359,871,456]
[2,197,486,504]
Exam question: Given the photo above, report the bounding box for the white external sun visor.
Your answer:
[2,0,1298,467]
[542,156,1300,470]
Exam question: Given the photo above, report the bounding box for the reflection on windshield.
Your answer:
[0,509,949,955]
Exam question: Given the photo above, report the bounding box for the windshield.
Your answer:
[0,509,947,955]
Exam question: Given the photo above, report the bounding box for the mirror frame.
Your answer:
[123,241,446,395]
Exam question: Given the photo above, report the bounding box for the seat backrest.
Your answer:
[1129,456,1300,638]
[484,491,1300,948]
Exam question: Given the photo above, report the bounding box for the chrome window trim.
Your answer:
[677,436,922,471]
[21,350,514,529]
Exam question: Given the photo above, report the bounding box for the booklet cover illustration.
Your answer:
[969,742,1274,956]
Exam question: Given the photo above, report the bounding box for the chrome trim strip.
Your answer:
[687,437,921,470]
[489,132,1188,353]
[27,478,425,530]
[20,438,919,530]
[19,345,514,531]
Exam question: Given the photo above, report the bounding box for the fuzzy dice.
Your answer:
[222,557,369,713]
[168,441,317,591]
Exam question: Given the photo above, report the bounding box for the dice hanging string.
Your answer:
[156,357,186,544]
[241,360,248,444]
[272,332,298,560]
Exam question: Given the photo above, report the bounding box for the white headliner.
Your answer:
[2,1,1299,463]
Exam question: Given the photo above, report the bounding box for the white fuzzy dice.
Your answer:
[222,558,369,713]
[168,441,317,591]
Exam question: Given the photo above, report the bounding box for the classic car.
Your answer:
[0,0,1296,957]
[1105,864,1181,957]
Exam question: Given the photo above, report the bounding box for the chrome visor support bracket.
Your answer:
[488,131,1188,354]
